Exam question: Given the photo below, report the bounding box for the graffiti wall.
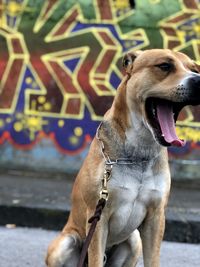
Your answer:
[0,0,200,173]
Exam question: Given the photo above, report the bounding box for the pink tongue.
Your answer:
[157,102,185,147]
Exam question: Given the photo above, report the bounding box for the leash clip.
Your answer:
[100,189,109,201]
[100,164,113,201]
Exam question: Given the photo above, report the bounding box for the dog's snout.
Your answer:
[179,74,200,102]
[175,74,200,102]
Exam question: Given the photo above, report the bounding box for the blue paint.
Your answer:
[64,58,80,72]
[110,71,121,89]
[71,22,144,52]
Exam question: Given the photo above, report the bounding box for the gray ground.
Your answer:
[0,226,199,267]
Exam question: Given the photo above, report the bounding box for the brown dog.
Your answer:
[46,49,200,267]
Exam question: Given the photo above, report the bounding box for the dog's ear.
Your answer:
[122,51,141,74]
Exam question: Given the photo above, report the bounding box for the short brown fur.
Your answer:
[46,49,200,267]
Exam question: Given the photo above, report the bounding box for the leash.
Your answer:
[77,122,136,267]
[76,164,111,267]
[77,198,106,267]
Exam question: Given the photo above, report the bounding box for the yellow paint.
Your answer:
[12,115,48,139]
[6,1,22,15]
[58,120,65,127]
[177,31,185,43]
[30,99,37,111]
[0,119,4,128]
[74,127,83,137]
[194,24,200,34]
[38,96,46,104]
[26,77,33,84]
[0,0,199,144]
[26,117,40,128]
[115,0,129,9]
[176,127,200,142]
[0,1,148,120]
[69,135,79,145]
[14,122,23,132]
[43,102,52,111]
[2,0,34,16]
[24,116,48,140]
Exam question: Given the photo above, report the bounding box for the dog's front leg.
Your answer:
[140,206,165,267]
[87,209,108,267]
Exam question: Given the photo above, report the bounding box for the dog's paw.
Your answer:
[46,233,81,267]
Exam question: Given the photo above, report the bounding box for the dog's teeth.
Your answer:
[161,134,165,137]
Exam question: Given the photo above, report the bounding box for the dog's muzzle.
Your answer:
[179,74,200,102]
[145,74,200,147]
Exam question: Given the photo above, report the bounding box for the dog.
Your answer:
[46,49,200,267]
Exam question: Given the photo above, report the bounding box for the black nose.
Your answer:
[188,75,200,90]
[186,74,200,102]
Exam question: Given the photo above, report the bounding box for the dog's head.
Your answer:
[122,49,200,147]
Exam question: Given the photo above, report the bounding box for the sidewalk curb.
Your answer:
[0,205,200,244]
[0,205,68,231]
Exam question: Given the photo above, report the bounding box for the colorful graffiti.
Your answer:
[0,0,200,156]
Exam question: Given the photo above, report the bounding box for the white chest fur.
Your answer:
[105,159,170,247]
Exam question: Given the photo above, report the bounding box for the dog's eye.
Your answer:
[123,59,131,67]
[155,63,173,72]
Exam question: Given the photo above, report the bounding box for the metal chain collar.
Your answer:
[96,122,136,201]
[96,122,135,166]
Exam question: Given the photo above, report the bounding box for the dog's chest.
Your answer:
[106,163,168,246]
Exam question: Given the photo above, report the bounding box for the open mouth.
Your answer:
[145,98,194,147]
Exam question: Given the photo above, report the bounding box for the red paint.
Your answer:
[0,59,24,109]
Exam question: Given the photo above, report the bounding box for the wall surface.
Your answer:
[0,0,200,175]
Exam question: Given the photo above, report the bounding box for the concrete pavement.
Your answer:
[0,171,200,243]
[0,226,199,267]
